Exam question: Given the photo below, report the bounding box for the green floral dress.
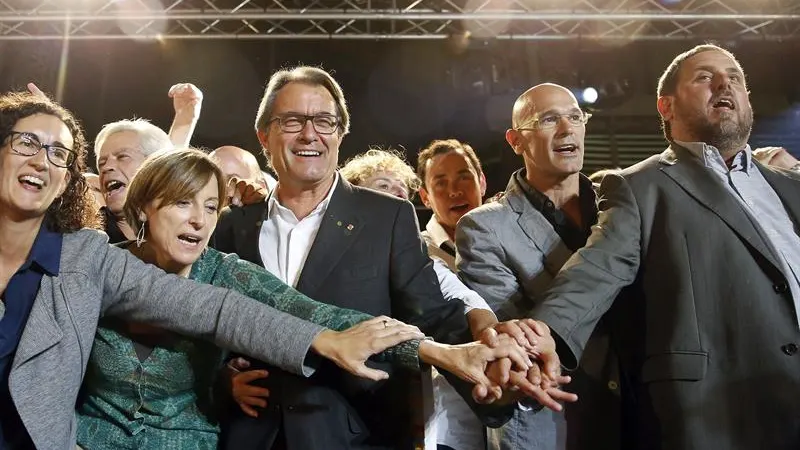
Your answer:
[76,247,421,450]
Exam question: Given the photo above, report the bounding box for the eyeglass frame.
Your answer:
[267,114,341,135]
[514,111,592,132]
[4,131,77,168]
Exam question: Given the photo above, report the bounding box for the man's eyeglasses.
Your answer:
[268,114,340,135]
[515,111,592,131]
[5,131,77,168]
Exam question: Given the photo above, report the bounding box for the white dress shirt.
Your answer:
[259,174,339,286]
[423,217,494,313]
[421,216,487,450]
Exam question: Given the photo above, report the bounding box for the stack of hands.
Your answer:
[228,317,577,418]
[470,319,577,410]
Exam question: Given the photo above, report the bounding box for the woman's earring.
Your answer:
[136,220,146,247]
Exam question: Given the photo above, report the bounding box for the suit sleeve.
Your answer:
[455,211,524,318]
[387,203,516,427]
[388,201,472,344]
[532,173,642,368]
[94,237,325,376]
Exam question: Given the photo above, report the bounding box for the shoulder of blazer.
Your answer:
[60,229,109,272]
[337,181,407,215]
[460,197,514,228]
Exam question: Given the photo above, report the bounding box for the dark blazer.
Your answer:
[534,145,800,450]
[212,177,472,450]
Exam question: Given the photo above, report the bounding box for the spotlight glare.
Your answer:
[582,87,599,104]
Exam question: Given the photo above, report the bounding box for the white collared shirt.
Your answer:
[420,216,487,450]
[258,174,339,287]
[421,216,493,314]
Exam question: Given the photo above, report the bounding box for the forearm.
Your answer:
[217,256,423,370]
[466,308,498,340]
[168,115,198,148]
[102,247,323,376]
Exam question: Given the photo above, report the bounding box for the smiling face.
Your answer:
[257,82,342,191]
[97,130,148,215]
[142,175,220,277]
[0,113,72,222]
[418,149,485,234]
[506,85,586,183]
[658,49,753,154]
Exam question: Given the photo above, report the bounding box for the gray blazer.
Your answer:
[9,229,324,450]
[456,175,574,321]
[533,146,800,449]
[456,174,621,450]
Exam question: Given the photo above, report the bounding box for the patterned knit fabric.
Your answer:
[77,247,421,449]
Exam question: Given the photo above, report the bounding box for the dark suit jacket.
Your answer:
[534,145,800,450]
[212,178,473,450]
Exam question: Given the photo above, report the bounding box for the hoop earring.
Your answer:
[136,220,146,247]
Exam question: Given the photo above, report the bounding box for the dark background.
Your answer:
[1,38,798,198]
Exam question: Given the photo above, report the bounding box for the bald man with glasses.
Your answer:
[456,83,621,450]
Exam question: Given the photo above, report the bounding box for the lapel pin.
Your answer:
[336,220,343,226]
[346,224,354,231]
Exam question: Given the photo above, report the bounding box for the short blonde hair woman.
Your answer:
[340,147,421,199]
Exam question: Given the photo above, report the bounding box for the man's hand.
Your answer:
[227,176,268,207]
[475,319,578,410]
[27,82,48,100]
[168,82,203,147]
[226,357,270,418]
[753,146,799,171]
[169,82,203,121]
[311,317,424,381]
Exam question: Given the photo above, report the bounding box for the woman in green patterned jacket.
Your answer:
[76,149,530,449]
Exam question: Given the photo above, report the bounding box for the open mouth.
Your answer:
[19,175,44,190]
[292,149,322,158]
[554,144,578,154]
[177,234,203,246]
[712,98,735,110]
[450,203,471,214]
[104,180,126,194]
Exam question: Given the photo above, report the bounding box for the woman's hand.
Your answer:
[310,316,424,381]
[418,334,532,390]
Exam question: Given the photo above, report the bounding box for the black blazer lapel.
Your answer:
[758,163,800,226]
[295,179,363,298]
[235,203,269,266]
[659,146,782,271]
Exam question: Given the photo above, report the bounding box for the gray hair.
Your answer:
[94,118,172,165]
[254,66,350,143]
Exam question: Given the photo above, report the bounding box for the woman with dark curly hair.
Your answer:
[0,91,428,450]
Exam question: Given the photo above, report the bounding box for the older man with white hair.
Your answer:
[94,83,202,242]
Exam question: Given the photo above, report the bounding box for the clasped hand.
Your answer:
[472,319,578,411]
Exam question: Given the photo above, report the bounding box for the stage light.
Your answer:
[582,87,599,104]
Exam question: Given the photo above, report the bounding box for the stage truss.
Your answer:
[0,0,798,41]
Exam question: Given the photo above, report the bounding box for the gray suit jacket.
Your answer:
[534,146,800,449]
[457,174,621,450]
[10,229,324,450]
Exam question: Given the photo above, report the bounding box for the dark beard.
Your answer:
[681,104,753,157]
